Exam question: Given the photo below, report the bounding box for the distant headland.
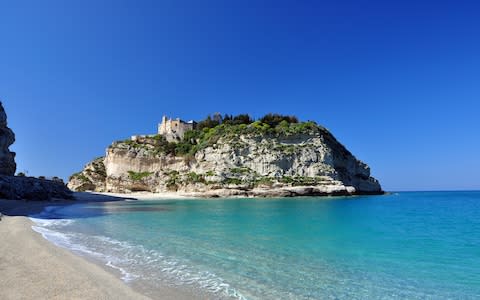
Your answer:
[69,113,383,197]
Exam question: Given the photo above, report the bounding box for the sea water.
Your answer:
[30,192,480,299]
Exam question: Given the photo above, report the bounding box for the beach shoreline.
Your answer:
[0,190,380,300]
[74,188,383,202]
[0,214,150,299]
[74,191,191,201]
[0,194,200,300]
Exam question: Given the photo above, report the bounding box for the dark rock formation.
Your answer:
[0,102,16,176]
[0,175,73,200]
[0,101,73,200]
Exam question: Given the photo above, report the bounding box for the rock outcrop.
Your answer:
[0,102,16,176]
[0,101,73,200]
[69,120,383,197]
[67,157,106,192]
[0,176,72,200]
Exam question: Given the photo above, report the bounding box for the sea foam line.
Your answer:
[30,224,141,282]
[30,217,247,300]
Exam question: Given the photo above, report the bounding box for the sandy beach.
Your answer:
[0,194,199,300]
[0,216,148,299]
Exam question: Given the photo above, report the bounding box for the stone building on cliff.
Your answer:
[131,115,197,142]
[158,115,197,141]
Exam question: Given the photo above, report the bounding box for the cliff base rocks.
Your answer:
[0,101,73,201]
[0,175,73,200]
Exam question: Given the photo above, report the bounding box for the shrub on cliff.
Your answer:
[222,114,254,125]
[117,114,322,158]
[197,115,221,130]
[260,113,298,127]
[127,171,153,181]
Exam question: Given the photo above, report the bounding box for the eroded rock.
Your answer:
[0,102,16,176]
[69,124,383,197]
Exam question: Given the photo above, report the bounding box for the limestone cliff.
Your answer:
[69,119,382,197]
[67,157,106,192]
[0,102,16,176]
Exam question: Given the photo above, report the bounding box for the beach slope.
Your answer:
[0,214,149,300]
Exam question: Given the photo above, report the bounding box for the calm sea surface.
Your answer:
[31,192,480,299]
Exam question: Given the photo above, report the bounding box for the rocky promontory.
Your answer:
[0,101,72,201]
[69,114,382,197]
[0,102,16,176]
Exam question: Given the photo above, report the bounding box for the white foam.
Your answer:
[106,260,139,282]
[30,217,74,227]
[31,225,72,247]
[30,215,247,300]
[79,235,247,299]
[31,226,97,256]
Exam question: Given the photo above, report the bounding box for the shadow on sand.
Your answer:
[0,192,140,219]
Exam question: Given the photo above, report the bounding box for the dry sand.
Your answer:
[0,214,149,299]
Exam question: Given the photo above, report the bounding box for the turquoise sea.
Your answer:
[31,192,480,299]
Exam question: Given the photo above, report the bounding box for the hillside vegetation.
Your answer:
[69,113,382,197]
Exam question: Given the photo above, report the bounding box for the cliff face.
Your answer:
[69,123,382,197]
[67,157,106,192]
[0,102,16,176]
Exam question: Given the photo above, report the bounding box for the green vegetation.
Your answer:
[16,172,26,177]
[93,166,107,178]
[91,157,107,177]
[221,113,254,126]
[279,176,325,186]
[69,173,92,184]
[259,113,298,127]
[127,171,153,181]
[195,113,303,131]
[222,177,243,185]
[123,139,145,149]
[217,175,326,187]
[186,172,205,183]
[68,172,79,181]
[273,144,296,154]
[253,176,274,187]
[116,113,324,159]
[165,170,180,191]
[230,167,251,174]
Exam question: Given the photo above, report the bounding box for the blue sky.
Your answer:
[1,0,479,191]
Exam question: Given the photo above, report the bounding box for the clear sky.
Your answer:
[1,0,479,191]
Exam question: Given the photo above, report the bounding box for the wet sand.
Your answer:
[0,195,198,300]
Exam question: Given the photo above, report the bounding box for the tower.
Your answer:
[158,115,168,135]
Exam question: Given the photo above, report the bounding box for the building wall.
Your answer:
[158,116,196,141]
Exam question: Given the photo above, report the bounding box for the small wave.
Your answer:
[31,225,73,247]
[106,260,139,282]
[31,225,141,282]
[31,226,96,256]
[31,223,247,300]
[30,217,75,227]
[88,235,247,299]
